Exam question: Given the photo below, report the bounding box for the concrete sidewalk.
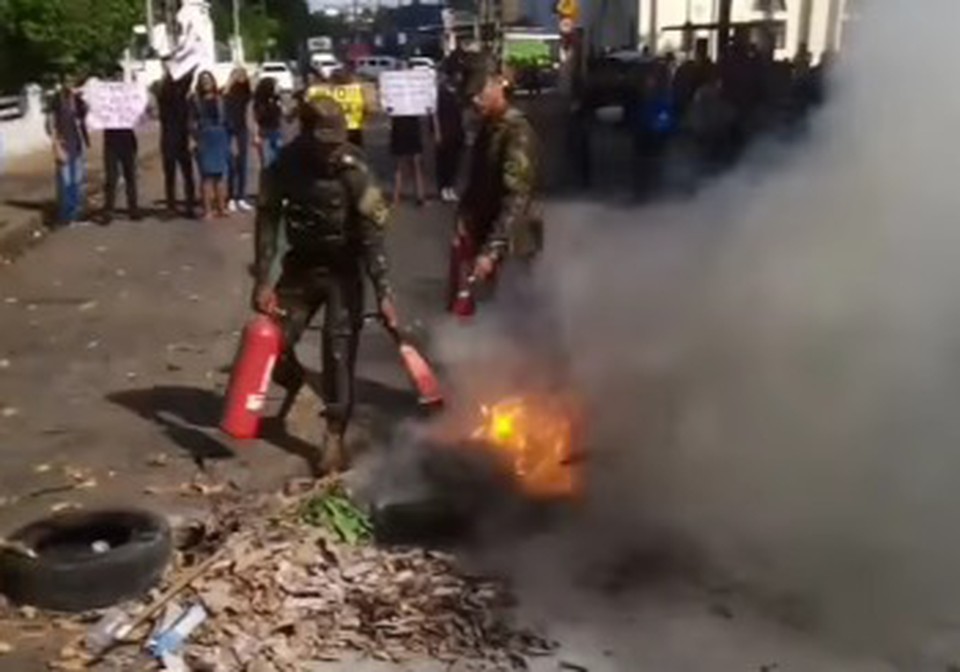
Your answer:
[0,124,161,260]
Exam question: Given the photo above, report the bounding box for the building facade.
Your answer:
[587,0,848,59]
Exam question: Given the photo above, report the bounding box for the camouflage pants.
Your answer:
[272,261,365,435]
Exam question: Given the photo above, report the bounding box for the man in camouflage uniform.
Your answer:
[458,70,542,282]
[253,97,397,474]
[455,69,563,388]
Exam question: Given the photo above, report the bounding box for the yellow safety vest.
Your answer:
[307,84,365,131]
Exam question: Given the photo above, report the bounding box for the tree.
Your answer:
[0,0,141,92]
[210,0,281,62]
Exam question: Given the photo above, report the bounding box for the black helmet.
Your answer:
[300,96,348,144]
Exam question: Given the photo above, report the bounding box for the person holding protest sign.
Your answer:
[306,70,367,150]
[94,68,142,225]
[334,68,367,148]
[390,114,426,206]
[101,126,140,224]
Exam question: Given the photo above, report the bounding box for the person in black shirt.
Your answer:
[253,76,284,169]
[101,126,140,224]
[157,59,197,217]
[433,71,465,203]
[224,67,253,212]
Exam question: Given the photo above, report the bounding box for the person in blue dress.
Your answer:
[190,70,229,219]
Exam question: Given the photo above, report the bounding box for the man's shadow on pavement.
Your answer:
[106,375,426,470]
[106,386,235,469]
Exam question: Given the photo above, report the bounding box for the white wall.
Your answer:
[630,0,846,60]
[0,86,50,163]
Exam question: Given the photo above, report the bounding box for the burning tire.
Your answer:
[0,508,172,612]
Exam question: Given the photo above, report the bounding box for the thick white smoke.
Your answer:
[512,0,960,664]
[426,0,960,666]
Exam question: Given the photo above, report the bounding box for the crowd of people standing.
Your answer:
[43,55,485,227]
[45,61,294,226]
[572,37,833,195]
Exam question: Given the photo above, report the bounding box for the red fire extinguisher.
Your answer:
[447,232,478,318]
[220,315,283,440]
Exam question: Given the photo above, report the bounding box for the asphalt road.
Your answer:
[0,98,897,671]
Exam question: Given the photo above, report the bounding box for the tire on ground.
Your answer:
[0,508,172,612]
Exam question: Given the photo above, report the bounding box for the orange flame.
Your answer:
[472,396,581,499]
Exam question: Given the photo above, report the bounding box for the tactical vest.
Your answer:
[283,163,352,253]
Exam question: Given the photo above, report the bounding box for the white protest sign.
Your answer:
[378,69,437,117]
[85,81,150,130]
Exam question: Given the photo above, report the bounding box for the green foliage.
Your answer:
[211,0,282,62]
[0,0,141,92]
[300,484,373,545]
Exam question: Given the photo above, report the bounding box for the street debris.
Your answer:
[0,538,38,560]
[299,483,373,545]
[78,300,98,312]
[0,405,19,419]
[148,603,208,660]
[0,358,10,369]
[187,485,551,669]
[50,502,83,514]
[86,607,135,655]
[148,453,170,468]
[0,640,12,654]
[559,663,589,672]
[45,482,553,671]
[82,540,233,664]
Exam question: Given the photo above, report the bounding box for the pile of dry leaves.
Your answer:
[168,485,552,671]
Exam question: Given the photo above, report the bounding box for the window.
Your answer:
[753,0,787,12]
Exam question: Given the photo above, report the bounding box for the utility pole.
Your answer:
[797,0,814,53]
[232,0,243,62]
[146,0,155,49]
[647,0,657,53]
[717,0,731,62]
[353,0,359,44]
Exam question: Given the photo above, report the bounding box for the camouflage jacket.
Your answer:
[254,136,392,299]
[460,106,542,259]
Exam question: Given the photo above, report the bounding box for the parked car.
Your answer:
[311,52,341,79]
[354,56,401,80]
[407,56,436,71]
[258,61,296,92]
